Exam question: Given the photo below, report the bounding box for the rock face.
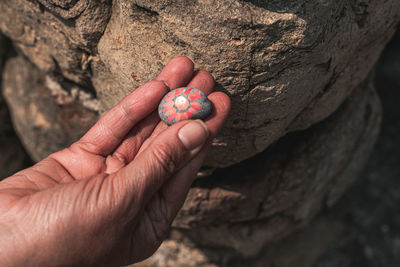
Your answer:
[137,211,345,267]
[379,29,400,88]
[0,90,29,180]
[0,0,398,166]
[0,34,30,179]
[0,33,5,60]
[0,1,396,266]
[0,0,111,87]
[96,0,400,167]
[137,73,382,266]
[2,56,98,161]
[314,26,400,267]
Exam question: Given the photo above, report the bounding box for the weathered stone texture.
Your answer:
[137,211,344,267]
[96,0,399,167]
[0,2,396,265]
[135,74,382,265]
[0,33,5,61]
[314,26,400,267]
[0,94,29,179]
[0,0,111,87]
[0,33,30,179]
[2,56,98,161]
[0,0,398,166]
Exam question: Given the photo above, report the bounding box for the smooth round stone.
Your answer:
[158,87,212,125]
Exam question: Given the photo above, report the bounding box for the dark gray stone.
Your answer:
[158,87,212,125]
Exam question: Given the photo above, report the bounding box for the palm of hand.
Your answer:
[0,57,230,266]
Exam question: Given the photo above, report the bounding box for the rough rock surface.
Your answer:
[378,29,400,88]
[96,0,400,167]
[136,29,400,266]
[314,26,400,267]
[136,210,345,267]
[0,92,29,179]
[0,33,5,61]
[0,0,112,87]
[0,2,397,265]
[0,0,398,166]
[0,33,30,179]
[2,56,98,161]
[134,72,382,265]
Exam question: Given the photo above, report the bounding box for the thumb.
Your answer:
[114,120,209,211]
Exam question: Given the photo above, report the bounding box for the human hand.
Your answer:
[0,56,231,267]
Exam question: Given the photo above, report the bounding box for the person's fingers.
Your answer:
[186,70,215,95]
[49,80,168,179]
[156,56,194,89]
[113,120,209,214]
[106,112,160,171]
[107,57,196,165]
[157,92,231,221]
[74,56,195,157]
[121,93,230,255]
[48,57,195,179]
[135,70,216,157]
[75,80,168,156]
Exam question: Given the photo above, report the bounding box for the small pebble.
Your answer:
[158,87,212,125]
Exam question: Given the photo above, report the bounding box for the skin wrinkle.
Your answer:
[104,173,138,221]
[31,160,67,185]
[0,214,32,266]
[150,142,183,178]
[91,118,124,153]
[110,111,161,166]
[51,144,107,179]
[71,140,102,158]
[145,193,170,243]
[78,80,168,156]
[44,157,75,183]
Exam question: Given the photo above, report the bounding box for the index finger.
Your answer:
[77,57,195,156]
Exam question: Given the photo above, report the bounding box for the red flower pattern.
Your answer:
[160,87,204,124]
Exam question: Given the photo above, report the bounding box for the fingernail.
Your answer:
[178,120,209,151]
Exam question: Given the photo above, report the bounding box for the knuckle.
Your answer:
[150,80,165,87]
[119,102,133,122]
[151,142,181,176]
[146,80,168,92]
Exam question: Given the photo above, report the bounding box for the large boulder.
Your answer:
[0,2,392,265]
[0,0,398,166]
[136,72,382,266]
[96,0,398,168]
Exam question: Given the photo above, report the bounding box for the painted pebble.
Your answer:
[158,87,212,125]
